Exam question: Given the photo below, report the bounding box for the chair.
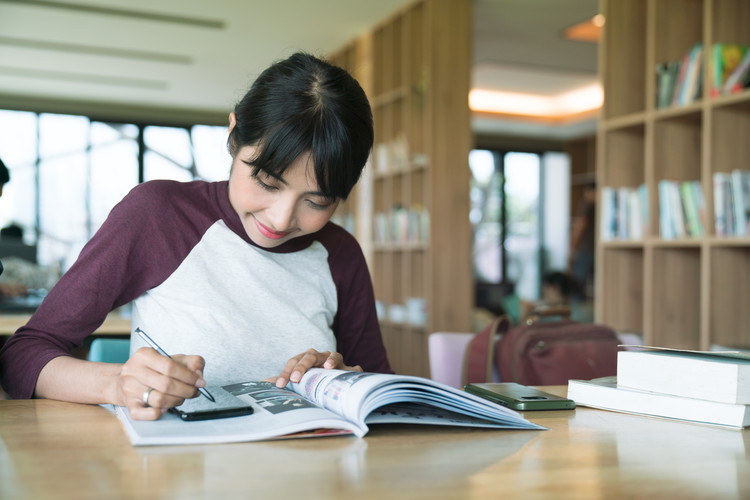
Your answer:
[87,338,130,363]
[428,332,473,389]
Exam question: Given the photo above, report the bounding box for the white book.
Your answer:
[658,180,675,239]
[730,169,748,236]
[568,377,750,429]
[617,347,750,404]
[617,187,630,239]
[713,172,730,236]
[600,186,616,241]
[115,368,544,446]
[628,188,642,239]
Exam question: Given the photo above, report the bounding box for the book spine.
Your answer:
[681,43,704,104]
[617,187,630,239]
[600,186,615,241]
[659,180,674,239]
[671,50,691,106]
[713,173,726,237]
[639,183,650,236]
[628,188,642,239]
[691,180,707,236]
[710,43,723,97]
[731,169,748,236]
[680,181,702,237]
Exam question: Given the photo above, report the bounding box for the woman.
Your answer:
[0,52,391,420]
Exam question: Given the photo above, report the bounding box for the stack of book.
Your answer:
[568,346,750,429]
[658,179,707,239]
[655,42,704,108]
[600,184,649,241]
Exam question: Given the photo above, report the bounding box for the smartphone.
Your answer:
[465,382,576,411]
[169,405,254,421]
[169,388,255,421]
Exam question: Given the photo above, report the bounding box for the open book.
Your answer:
[116,368,545,446]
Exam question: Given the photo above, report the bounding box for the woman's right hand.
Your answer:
[118,347,207,420]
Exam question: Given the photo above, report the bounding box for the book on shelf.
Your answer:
[713,172,730,237]
[600,186,616,241]
[658,180,679,239]
[600,184,648,241]
[658,179,707,238]
[616,346,750,405]
[671,48,692,106]
[713,170,750,237]
[567,376,750,429]
[655,60,680,108]
[710,43,748,97]
[671,43,703,107]
[680,180,705,237]
[722,49,750,95]
[680,42,704,105]
[115,368,544,446]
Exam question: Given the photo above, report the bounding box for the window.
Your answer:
[470,149,570,309]
[0,110,230,270]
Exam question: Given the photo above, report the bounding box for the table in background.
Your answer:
[0,312,131,337]
[1,387,748,499]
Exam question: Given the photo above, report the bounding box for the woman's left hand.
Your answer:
[268,349,362,388]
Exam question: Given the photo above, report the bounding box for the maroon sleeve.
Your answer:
[321,225,393,374]
[0,180,218,398]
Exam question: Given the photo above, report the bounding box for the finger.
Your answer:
[123,349,205,402]
[127,400,167,421]
[275,355,305,388]
[141,387,193,410]
[288,350,330,383]
[172,354,207,388]
[150,352,206,388]
[323,352,344,369]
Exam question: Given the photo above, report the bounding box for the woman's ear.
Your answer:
[227,112,238,157]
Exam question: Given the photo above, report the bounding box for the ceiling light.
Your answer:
[563,14,603,43]
[469,84,603,121]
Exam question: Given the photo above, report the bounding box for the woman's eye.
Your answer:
[307,199,333,210]
[254,176,278,192]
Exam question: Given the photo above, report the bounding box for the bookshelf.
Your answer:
[596,0,750,350]
[329,0,473,377]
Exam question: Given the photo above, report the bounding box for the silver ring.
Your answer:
[142,387,153,407]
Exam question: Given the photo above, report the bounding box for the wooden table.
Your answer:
[0,312,131,337]
[1,388,748,499]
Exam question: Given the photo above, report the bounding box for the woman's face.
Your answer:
[228,144,340,248]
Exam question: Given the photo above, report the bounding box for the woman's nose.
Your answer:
[267,196,296,230]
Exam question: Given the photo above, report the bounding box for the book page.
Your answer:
[116,383,364,446]
[288,369,544,430]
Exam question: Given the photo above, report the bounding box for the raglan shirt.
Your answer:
[0,180,391,399]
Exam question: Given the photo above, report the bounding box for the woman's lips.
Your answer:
[254,219,291,240]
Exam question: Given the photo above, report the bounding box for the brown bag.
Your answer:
[463,309,620,386]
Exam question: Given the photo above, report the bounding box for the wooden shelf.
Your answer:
[596,0,750,350]
[329,0,473,377]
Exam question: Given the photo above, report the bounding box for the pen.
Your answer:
[135,327,215,403]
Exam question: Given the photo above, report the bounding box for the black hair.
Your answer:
[0,224,22,240]
[0,158,9,185]
[543,271,575,299]
[228,52,373,200]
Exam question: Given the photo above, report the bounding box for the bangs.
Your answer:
[248,109,358,201]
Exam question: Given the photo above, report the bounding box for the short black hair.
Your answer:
[0,158,9,185]
[228,52,373,200]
